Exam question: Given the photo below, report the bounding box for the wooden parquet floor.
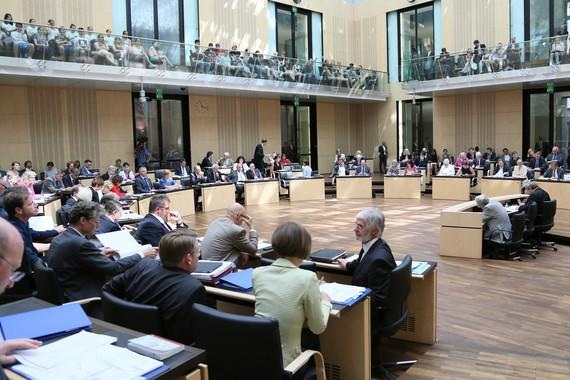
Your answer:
[184,195,570,379]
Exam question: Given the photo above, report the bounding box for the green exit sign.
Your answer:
[292,6,298,13]
[294,96,300,107]
[156,88,163,100]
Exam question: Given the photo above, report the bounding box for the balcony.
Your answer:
[0,22,389,101]
[401,36,570,96]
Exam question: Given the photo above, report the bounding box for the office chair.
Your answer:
[56,208,69,227]
[154,169,165,181]
[191,303,326,380]
[101,290,164,335]
[33,180,44,194]
[533,200,557,252]
[520,202,538,259]
[487,212,526,261]
[374,255,416,380]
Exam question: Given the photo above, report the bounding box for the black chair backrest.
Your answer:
[539,200,556,227]
[101,291,163,335]
[180,178,193,187]
[33,181,44,195]
[525,202,537,234]
[260,257,317,272]
[192,303,285,380]
[510,212,526,244]
[154,169,165,180]
[33,266,66,305]
[380,255,412,337]
[56,207,69,226]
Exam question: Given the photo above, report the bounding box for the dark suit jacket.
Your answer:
[346,239,396,323]
[190,172,206,186]
[543,167,565,179]
[355,166,371,175]
[47,228,141,301]
[472,157,487,169]
[201,157,213,169]
[246,169,262,179]
[493,165,510,176]
[135,214,170,247]
[529,157,546,171]
[89,187,100,202]
[102,258,208,345]
[207,170,222,183]
[63,197,77,214]
[174,164,190,176]
[333,164,349,176]
[546,153,564,167]
[133,175,154,194]
[96,214,122,234]
[519,188,551,221]
[62,174,77,188]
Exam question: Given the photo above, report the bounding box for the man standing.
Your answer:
[253,139,267,176]
[135,195,187,247]
[338,208,396,332]
[201,203,258,266]
[47,201,156,303]
[378,141,388,174]
[133,166,154,194]
[103,229,208,345]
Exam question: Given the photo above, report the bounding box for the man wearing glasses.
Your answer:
[0,218,43,372]
[135,195,187,247]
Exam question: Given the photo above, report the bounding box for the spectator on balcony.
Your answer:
[54,26,73,61]
[461,48,476,75]
[487,42,506,71]
[302,58,317,83]
[46,18,58,41]
[121,30,131,47]
[93,34,117,66]
[11,23,34,58]
[85,26,97,45]
[505,36,521,70]
[31,26,52,60]
[25,18,38,42]
[104,29,114,48]
[148,41,174,70]
[191,39,211,74]
[438,47,453,78]
[0,13,15,35]
[423,43,435,80]
[112,36,125,65]
[127,38,154,68]
[74,28,90,62]
[550,36,565,65]
[473,40,487,73]
[65,24,79,46]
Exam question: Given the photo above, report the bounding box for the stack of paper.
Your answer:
[12,331,164,380]
[319,282,370,306]
[96,230,152,259]
[191,260,234,285]
[28,216,55,232]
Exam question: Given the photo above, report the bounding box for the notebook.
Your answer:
[310,248,346,263]
[219,268,254,292]
[0,303,91,340]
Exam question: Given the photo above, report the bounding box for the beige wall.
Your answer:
[188,95,281,167]
[4,0,113,34]
[433,89,523,157]
[0,85,133,172]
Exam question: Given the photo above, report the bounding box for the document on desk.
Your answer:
[12,331,163,380]
[258,241,272,250]
[319,282,369,306]
[395,260,431,276]
[96,230,150,259]
[504,205,520,213]
[28,216,55,231]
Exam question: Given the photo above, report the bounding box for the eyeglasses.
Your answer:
[0,256,25,283]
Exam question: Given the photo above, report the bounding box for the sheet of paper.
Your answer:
[257,241,272,250]
[96,230,144,258]
[319,282,366,304]
[28,216,55,231]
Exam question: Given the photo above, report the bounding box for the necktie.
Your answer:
[163,222,172,231]
[357,248,365,264]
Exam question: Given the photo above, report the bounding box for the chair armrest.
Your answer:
[64,297,101,305]
[284,350,326,380]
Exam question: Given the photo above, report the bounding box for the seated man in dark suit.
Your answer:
[96,199,123,234]
[79,159,95,176]
[102,229,208,345]
[174,158,190,177]
[227,163,247,202]
[47,201,156,305]
[528,150,546,173]
[519,181,551,224]
[133,166,154,194]
[246,163,262,180]
[135,195,188,247]
[62,168,80,188]
[41,169,65,193]
[337,208,396,357]
[546,145,564,167]
[355,159,371,175]
[543,160,565,179]
[206,164,224,183]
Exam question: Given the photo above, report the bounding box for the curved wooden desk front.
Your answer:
[243,179,280,205]
[336,175,372,199]
[432,176,471,201]
[480,177,524,197]
[440,194,528,259]
[205,285,371,380]
[288,176,325,202]
[384,175,422,199]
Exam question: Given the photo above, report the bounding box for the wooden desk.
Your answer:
[277,169,303,178]
[440,194,528,259]
[384,175,421,199]
[470,168,485,194]
[314,260,437,345]
[0,298,206,380]
[535,179,570,210]
[243,179,279,206]
[36,196,62,225]
[205,286,371,380]
[137,195,152,216]
[480,177,524,197]
[153,187,196,217]
[336,176,372,199]
[200,182,235,213]
[288,177,325,202]
[419,168,427,192]
[431,176,471,201]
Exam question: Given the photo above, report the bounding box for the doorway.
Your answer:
[280,101,318,169]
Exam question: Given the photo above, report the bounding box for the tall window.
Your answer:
[398,100,433,157]
[280,102,318,169]
[133,94,190,169]
[525,0,569,65]
[127,0,185,64]
[524,89,570,168]
[398,3,434,82]
[275,3,313,60]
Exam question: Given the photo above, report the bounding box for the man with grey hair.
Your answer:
[218,152,234,168]
[201,202,258,266]
[518,182,550,221]
[41,169,65,193]
[475,194,512,256]
[338,207,396,332]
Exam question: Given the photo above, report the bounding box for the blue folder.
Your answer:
[219,268,254,292]
[331,288,372,307]
[0,303,92,340]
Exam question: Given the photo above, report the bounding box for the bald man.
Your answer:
[201,203,258,266]
[0,219,42,373]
